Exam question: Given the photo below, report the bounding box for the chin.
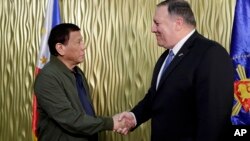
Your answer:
[157,42,164,47]
[78,59,84,63]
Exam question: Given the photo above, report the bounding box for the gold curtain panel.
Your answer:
[0,0,236,141]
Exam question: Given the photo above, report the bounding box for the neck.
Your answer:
[177,27,195,41]
[57,56,76,71]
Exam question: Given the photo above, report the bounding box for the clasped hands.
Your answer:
[112,112,136,135]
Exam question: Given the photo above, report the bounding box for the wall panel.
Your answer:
[0,0,46,141]
[0,0,236,141]
[187,0,236,52]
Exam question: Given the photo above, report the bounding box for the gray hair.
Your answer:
[157,0,196,27]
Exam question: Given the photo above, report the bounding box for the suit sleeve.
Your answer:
[34,73,113,136]
[194,45,234,141]
[131,87,154,127]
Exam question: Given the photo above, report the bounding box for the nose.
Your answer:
[83,45,87,50]
[81,42,87,51]
[151,24,157,33]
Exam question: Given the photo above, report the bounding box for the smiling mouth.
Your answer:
[155,34,161,38]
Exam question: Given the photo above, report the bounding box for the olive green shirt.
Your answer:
[34,56,113,141]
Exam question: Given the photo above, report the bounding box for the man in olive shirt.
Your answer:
[34,23,123,141]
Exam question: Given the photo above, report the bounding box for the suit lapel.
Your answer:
[157,31,199,89]
[157,49,189,89]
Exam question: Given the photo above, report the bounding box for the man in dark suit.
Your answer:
[117,0,234,141]
[34,23,124,141]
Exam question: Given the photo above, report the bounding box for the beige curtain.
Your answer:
[0,0,236,141]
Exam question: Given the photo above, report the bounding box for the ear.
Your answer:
[175,17,184,31]
[55,43,65,56]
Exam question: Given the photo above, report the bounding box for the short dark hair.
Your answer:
[48,23,80,56]
[157,0,196,27]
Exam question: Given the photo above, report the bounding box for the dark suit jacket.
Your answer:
[131,31,234,141]
[34,56,113,141]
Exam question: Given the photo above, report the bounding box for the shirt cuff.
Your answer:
[129,112,137,126]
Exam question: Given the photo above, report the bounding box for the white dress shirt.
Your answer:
[156,29,195,89]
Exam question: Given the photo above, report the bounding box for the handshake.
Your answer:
[112,111,136,135]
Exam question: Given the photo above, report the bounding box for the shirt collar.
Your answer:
[171,29,196,55]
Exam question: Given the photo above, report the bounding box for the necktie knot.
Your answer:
[168,50,174,58]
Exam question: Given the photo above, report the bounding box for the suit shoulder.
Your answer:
[195,34,221,46]
[193,35,227,53]
[35,62,64,84]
